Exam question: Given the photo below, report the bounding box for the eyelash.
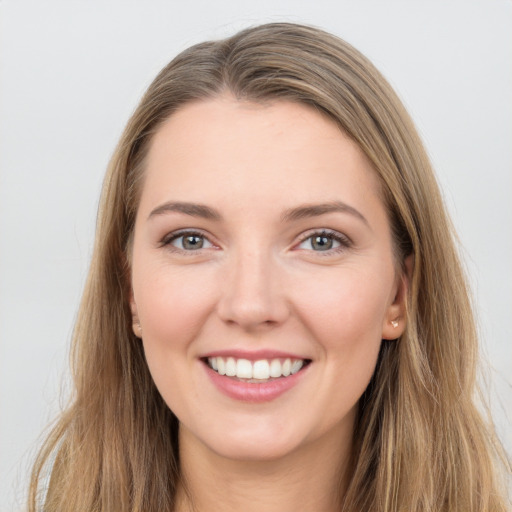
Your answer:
[160,229,352,254]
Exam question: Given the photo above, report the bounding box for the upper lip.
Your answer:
[200,349,311,361]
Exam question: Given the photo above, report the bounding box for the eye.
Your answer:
[297,230,349,252]
[165,231,213,251]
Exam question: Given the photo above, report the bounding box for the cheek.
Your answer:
[134,267,218,414]
[293,264,393,354]
[133,264,218,354]
[299,267,391,418]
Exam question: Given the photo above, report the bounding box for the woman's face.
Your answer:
[130,96,408,461]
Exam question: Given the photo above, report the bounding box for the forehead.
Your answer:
[140,96,385,223]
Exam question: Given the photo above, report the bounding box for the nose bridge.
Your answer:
[217,242,288,329]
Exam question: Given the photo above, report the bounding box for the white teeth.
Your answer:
[236,359,253,379]
[217,357,226,375]
[252,360,270,380]
[207,356,306,380]
[290,360,303,374]
[225,357,236,376]
[269,359,282,377]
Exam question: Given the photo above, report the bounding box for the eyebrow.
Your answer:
[148,201,222,221]
[147,199,369,227]
[281,201,369,227]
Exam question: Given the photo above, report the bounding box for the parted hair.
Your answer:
[29,22,510,511]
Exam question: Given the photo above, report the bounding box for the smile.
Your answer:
[206,356,308,381]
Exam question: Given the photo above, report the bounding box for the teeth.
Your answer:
[253,360,270,380]
[269,359,282,377]
[236,359,252,379]
[290,360,303,374]
[282,359,291,377]
[225,357,236,377]
[217,357,226,376]
[207,357,305,380]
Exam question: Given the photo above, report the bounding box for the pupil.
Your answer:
[183,235,203,250]
[312,235,332,251]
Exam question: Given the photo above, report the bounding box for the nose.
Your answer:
[216,247,290,331]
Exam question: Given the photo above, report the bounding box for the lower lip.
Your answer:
[204,363,308,403]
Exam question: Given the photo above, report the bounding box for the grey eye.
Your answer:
[311,235,334,251]
[299,234,341,251]
[171,234,212,250]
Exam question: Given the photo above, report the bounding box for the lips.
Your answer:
[201,351,311,402]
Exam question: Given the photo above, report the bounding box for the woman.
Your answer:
[29,23,510,511]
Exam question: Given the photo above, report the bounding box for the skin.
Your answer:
[130,96,409,511]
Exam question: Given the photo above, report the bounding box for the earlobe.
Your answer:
[382,254,413,340]
[130,290,143,339]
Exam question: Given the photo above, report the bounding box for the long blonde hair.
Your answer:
[29,23,510,511]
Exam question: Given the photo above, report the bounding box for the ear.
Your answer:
[130,289,143,339]
[381,254,413,340]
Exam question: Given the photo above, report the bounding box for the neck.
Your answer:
[174,424,353,512]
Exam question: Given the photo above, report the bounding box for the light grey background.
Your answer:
[1,1,511,510]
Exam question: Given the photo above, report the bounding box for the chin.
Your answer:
[181,418,309,463]
[211,436,301,463]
